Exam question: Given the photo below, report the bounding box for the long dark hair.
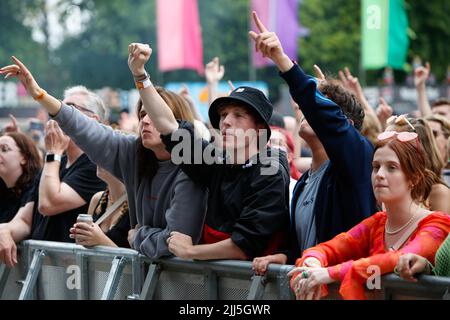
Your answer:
[0,132,42,197]
[135,86,195,179]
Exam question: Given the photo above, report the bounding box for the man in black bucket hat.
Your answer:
[127,42,290,261]
[209,86,273,139]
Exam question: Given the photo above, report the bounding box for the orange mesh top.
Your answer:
[294,212,450,300]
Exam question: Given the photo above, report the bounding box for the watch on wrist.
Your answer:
[45,153,62,163]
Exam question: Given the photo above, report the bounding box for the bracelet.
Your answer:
[133,70,149,81]
[136,77,152,90]
[33,89,47,101]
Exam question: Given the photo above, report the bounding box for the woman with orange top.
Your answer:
[288,129,450,300]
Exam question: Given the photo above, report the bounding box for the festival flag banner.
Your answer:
[157,0,204,74]
[251,0,306,68]
[362,0,409,70]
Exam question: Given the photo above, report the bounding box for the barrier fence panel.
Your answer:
[140,257,296,300]
[0,240,449,300]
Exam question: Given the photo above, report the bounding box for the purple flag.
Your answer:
[251,0,306,68]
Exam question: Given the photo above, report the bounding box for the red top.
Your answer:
[294,212,450,299]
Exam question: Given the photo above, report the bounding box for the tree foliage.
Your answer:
[1,0,448,97]
[0,0,48,86]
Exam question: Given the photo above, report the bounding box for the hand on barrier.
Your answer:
[395,253,431,282]
[127,224,140,248]
[287,266,333,300]
[167,231,194,260]
[252,253,287,276]
[0,228,17,268]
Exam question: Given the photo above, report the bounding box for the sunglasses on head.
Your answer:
[378,131,418,142]
[66,102,96,116]
[386,114,416,132]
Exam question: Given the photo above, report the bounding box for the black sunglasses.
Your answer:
[66,102,96,116]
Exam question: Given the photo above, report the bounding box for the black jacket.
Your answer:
[162,121,290,258]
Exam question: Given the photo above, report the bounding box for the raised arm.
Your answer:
[127,43,178,135]
[415,62,433,117]
[249,12,373,183]
[205,57,225,108]
[0,57,61,116]
[248,12,294,73]
[1,57,137,182]
[339,68,378,119]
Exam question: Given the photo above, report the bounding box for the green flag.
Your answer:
[362,0,409,70]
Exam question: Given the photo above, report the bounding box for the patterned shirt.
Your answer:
[294,212,450,299]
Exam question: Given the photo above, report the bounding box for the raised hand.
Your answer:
[414,62,430,88]
[0,56,42,98]
[338,67,362,97]
[128,43,152,77]
[205,57,225,84]
[227,80,235,92]
[44,120,70,155]
[248,11,292,71]
[313,64,327,86]
[4,114,20,133]
[376,97,394,128]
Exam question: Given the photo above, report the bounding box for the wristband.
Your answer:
[136,77,153,90]
[33,89,47,101]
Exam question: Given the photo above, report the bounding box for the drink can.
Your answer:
[76,214,93,224]
[75,214,93,244]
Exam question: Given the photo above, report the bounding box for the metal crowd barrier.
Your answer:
[0,240,449,300]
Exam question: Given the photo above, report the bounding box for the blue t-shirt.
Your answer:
[295,160,329,253]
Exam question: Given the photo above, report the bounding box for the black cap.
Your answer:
[209,86,273,138]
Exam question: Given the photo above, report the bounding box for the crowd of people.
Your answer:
[0,12,449,300]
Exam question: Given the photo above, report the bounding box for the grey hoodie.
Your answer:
[53,104,208,258]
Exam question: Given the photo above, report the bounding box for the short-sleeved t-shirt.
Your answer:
[30,154,106,242]
[0,179,35,223]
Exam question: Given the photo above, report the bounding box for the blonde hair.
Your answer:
[426,114,450,139]
[362,113,382,146]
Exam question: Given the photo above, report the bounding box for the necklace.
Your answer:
[385,214,416,235]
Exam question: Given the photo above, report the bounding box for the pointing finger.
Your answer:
[252,11,268,33]
[9,114,17,126]
[313,65,326,81]
[11,56,28,73]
